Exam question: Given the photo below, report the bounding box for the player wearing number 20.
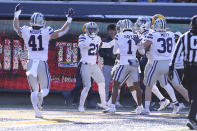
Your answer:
[13,4,74,118]
[78,22,107,112]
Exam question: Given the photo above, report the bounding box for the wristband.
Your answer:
[67,17,72,24]
[14,10,21,19]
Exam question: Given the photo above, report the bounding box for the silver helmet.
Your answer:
[30,12,46,27]
[116,20,124,33]
[86,22,99,38]
[136,16,151,33]
[153,18,166,32]
[121,19,133,31]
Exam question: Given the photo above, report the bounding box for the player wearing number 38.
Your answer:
[13,4,74,118]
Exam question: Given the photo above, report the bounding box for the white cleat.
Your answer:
[158,99,170,111]
[115,101,123,108]
[37,92,43,110]
[97,103,108,110]
[35,110,43,118]
[172,103,182,114]
[103,106,116,113]
[78,106,85,112]
[136,106,143,115]
[141,109,150,115]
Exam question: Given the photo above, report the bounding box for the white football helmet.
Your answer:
[121,19,133,31]
[136,16,151,33]
[86,22,99,38]
[30,12,45,27]
[153,18,166,32]
[116,20,124,33]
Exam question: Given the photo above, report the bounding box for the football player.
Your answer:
[78,22,107,112]
[136,16,171,111]
[142,19,189,115]
[13,4,74,118]
[103,19,143,114]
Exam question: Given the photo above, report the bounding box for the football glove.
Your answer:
[67,8,75,18]
[168,65,174,81]
[14,4,22,19]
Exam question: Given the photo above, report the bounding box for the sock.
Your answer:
[152,84,165,101]
[116,89,121,103]
[111,104,115,108]
[145,101,150,111]
[41,88,49,98]
[131,90,138,105]
[163,83,177,103]
[107,96,112,105]
[79,87,90,107]
[31,91,39,111]
[98,83,106,105]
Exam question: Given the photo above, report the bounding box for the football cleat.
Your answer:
[97,103,108,110]
[136,106,143,115]
[115,101,123,108]
[103,106,116,113]
[141,109,150,115]
[78,106,85,112]
[172,103,182,114]
[35,110,43,118]
[186,120,197,130]
[158,99,170,111]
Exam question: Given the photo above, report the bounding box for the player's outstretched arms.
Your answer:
[50,8,74,40]
[13,4,22,37]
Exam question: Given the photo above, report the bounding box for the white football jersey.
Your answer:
[114,31,137,65]
[144,31,175,63]
[20,26,54,61]
[78,34,101,64]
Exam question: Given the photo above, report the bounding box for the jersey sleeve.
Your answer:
[144,33,154,42]
[20,26,29,39]
[46,26,54,36]
[78,34,87,48]
[113,34,119,54]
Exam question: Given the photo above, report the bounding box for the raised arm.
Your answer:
[13,4,22,37]
[50,8,74,40]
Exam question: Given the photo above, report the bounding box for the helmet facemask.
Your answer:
[86,22,99,38]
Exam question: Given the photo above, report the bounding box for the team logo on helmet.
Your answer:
[121,19,133,32]
[30,12,45,27]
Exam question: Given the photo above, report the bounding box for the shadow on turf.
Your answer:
[40,118,91,125]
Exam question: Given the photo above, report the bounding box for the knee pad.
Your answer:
[41,88,49,97]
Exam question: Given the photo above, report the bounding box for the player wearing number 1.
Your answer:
[13,4,74,118]
[104,19,143,114]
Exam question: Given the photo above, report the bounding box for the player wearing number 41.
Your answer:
[13,4,74,118]
[141,18,189,115]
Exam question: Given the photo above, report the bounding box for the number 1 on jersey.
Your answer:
[127,40,132,54]
[28,35,44,51]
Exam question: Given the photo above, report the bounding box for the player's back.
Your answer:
[21,26,53,61]
[115,31,137,65]
[78,34,101,64]
[146,31,175,62]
